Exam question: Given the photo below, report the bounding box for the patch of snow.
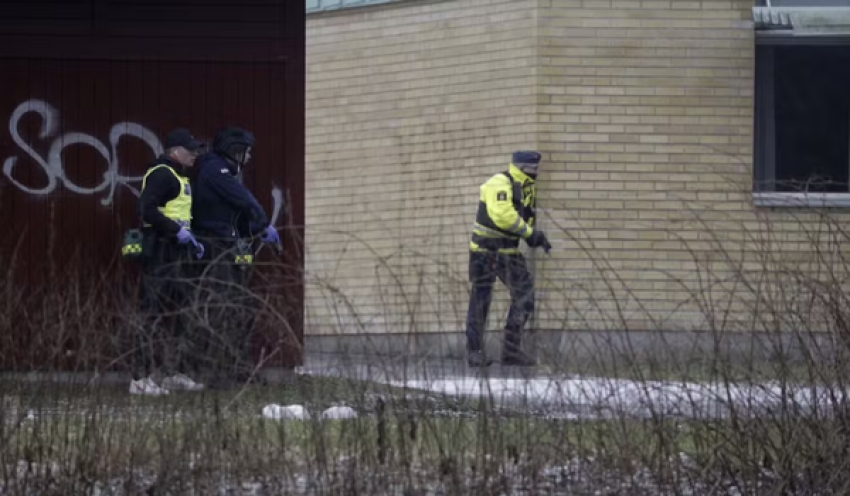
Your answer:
[382,376,849,419]
[262,404,310,420]
[297,357,850,419]
[322,405,358,419]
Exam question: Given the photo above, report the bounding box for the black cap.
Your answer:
[164,128,205,152]
[512,150,541,164]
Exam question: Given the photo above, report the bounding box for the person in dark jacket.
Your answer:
[191,126,281,387]
[131,128,206,396]
[191,127,277,242]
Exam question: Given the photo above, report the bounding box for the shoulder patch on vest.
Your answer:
[496,191,508,201]
[221,168,230,174]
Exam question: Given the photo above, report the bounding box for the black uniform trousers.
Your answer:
[135,231,201,380]
[465,250,535,357]
[193,235,257,384]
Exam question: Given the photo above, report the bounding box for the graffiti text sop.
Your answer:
[3,99,162,206]
[3,99,283,227]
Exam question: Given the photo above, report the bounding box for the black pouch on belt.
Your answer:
[121,228,145,261]
[234,238,254,265]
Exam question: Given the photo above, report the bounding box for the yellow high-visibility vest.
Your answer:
[140,163,192,227]
[469,163,537,254]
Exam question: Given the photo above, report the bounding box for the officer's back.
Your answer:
[191,127,269,241]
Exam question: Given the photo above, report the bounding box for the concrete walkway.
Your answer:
[4,352,845,420]
[298,352,848,419]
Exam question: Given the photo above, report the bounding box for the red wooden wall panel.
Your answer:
[0,0,305,370]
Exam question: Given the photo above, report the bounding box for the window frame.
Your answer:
[757,0,850,6]
[753,34,850,207]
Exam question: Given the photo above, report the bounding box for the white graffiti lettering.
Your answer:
[4,99,162,206]
[4,99,284,223]
[270,185,283,227]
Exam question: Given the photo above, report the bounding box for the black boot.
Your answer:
[468,350,493,368]
[501,351,537,367]
[502,329,536,366]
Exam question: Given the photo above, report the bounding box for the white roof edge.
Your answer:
[306,0,404,14]
[753,6,850,33]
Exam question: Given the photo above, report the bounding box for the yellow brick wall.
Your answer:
[534,0,850,334]
[307,0,850,340]
[306,0,539,336]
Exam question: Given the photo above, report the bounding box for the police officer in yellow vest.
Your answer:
[466,150,552,367]
[131,128,206,396]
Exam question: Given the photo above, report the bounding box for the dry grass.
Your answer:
[4,196,850,494]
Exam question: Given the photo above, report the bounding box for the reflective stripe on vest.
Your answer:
[141,164,192,227]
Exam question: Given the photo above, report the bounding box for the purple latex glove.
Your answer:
[175,226,195,244]
[259,225,280,245]
[176,227,204,259]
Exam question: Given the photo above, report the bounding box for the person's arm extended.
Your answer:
[204,168,270,229]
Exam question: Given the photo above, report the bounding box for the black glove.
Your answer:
[527,229,551,253]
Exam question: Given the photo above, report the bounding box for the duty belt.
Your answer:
[471,233,520,251]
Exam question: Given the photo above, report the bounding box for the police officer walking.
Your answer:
[131,128,207,395]
[191,126,281,387]
[465,150,552,368]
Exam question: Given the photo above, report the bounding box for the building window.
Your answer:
[752,2,850,206]
[754,44,850,195]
